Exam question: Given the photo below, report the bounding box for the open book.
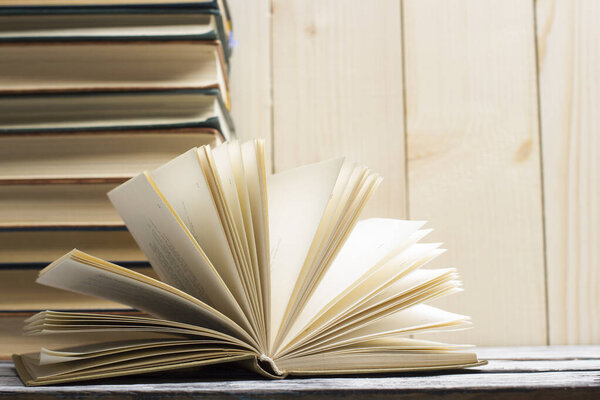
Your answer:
[13,140,485,386]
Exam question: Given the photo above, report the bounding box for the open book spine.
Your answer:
[244,356,287,379]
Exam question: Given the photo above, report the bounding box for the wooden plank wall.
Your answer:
[228,0,599,346]
[403,0,546,346]
[271,0,406,219]
[536,0,600,344]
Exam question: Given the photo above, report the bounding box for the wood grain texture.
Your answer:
[403,0,546,345]
[1,346,599,399]
[271,0,406,218]
[536,0,600,345]
[228,0,273,171]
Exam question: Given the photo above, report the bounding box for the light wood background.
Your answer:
[228,0,599,346]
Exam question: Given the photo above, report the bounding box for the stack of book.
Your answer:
[0,0,234,357]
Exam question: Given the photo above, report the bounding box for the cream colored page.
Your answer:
[211,144,251,263]
[297,270,460,347]
[267,157,345,342]
[312,304,470,352]
[317,337,470,352]
[26,310,249,347]
[39,338,241,365]
[345,244,445,309]
[149,149,249,314]
[285,219,426,345]
[241,141,270,323]
[108,173,251,333]
[228,143,261,296]
[36,257,246,340]
[279,243,445,356]
[360,268,457,309]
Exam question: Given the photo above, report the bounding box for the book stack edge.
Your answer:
[0,0,234,357]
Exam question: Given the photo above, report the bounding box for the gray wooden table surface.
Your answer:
[0,346,598,399]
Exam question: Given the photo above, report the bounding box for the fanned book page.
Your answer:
[13,140,485,386]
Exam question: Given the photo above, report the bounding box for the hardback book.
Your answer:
[13,140,485,386]
[0,181,125,229]
[0,128,221,182]
[0,0,232,55]
[0,39,229,103]
[0,262,153,313]
[0,130,224,228]
[0,8,232,62]
[0,89,234,140]
[0,227,145,265]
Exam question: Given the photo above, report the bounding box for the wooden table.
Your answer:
[0,346,598,399]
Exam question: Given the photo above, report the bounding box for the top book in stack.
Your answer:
[0,0,232,106]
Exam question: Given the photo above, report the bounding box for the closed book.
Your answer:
[0,89,234,140]
[0,227,145,265]
[0,0,232,56]
[0,128,221,182]
[0,11,231,64]
[0,40,230,105]
[0,262,154,313]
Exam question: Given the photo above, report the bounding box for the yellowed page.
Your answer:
[39,338,244,365]
[228,143,261,305]
[294,304,470,356]
[210,143,263,332]
[360,268,458,309]
[285,271,461,358]
[149,148,251,322]
[277,164,379,343]
[267,157,345,348]
[36,252,253,344]
[24,311,254,353]
[211,143,253,276]
[228,142,265,340]
[241,140,270,342]
[108,173,254,336]
[285,219,426,346]
[278,243,444,357]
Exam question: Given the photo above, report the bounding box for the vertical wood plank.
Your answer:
[271,0,406,218]
[536,0,600,344]
[228,0,273,170]
[404,0,547,345]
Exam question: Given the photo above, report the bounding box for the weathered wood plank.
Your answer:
[228,0,273,170]
[1,365,599,399]
[271,0,406,218]
[403,0,546,346]
[536,0,600,345]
